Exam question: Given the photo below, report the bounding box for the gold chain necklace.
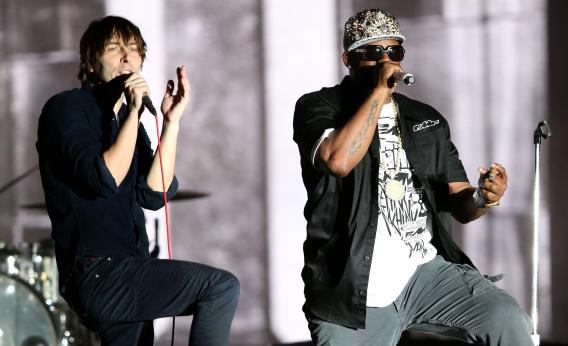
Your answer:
[379,99,405,201]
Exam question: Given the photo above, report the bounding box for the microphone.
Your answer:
[391,71,415,85]
[142,95,157,116]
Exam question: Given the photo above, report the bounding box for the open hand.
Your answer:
[160,65,190,124]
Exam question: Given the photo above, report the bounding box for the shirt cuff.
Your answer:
[95,155,119,196]
[310,128,335,168]
[136,175,179,210]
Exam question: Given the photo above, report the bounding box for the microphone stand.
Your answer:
[531,121,551,346]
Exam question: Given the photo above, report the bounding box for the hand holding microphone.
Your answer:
[123,72,152,116]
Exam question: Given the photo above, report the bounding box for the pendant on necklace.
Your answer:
[385,179,405,201]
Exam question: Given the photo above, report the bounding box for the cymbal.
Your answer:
[20,203,47,210]
[171,190,209,201]
[0,166,38,195]
[20,190,208,209]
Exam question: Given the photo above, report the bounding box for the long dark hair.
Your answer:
[78,16,147,84]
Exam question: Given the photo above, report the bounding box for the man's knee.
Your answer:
[484,294,532,335]
[224,271,240,299]
[213,269,240,304]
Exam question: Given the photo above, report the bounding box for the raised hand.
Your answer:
[160,65,190,124]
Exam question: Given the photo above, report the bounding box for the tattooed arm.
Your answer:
[316,62,399,177]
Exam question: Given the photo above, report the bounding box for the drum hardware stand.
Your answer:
[150,218,161,258]
[531,120,551,346]
[0,165,37,195]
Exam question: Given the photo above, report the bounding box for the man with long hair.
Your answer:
[37,16,239,345]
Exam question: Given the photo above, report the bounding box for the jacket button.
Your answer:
[359,290,365,296]
[364,256,370,261]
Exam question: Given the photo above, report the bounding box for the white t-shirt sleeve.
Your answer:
[310,128,335,169]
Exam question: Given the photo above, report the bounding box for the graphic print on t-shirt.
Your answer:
[377,108,433,259]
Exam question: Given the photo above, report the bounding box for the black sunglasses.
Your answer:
[349,45,405,62]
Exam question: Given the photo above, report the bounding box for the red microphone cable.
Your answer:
[151,110,173,260]
[148,102,176,346]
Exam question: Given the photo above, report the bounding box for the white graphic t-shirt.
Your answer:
[366,100,437,307]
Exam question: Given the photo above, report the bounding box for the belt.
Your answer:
[72,256,101,273]
[82,256,99,265]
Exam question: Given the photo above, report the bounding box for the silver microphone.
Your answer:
[392,71,415,85]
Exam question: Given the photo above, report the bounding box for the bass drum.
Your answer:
[0,272,58,346]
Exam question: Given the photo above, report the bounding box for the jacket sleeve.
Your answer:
[293,92,338,164]
[39,91,119,197]
[444,121,469,183]
[134,124,178,210]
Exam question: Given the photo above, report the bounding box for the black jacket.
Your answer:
[293,76,474,329]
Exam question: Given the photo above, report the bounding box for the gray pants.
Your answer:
[307,256,533,346]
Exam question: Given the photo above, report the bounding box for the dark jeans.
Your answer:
[307,256,533,346]
[65,256,240,346]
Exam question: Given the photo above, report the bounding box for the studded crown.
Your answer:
[343,9,405,52]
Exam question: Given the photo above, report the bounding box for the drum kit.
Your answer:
[0,239,98,346]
